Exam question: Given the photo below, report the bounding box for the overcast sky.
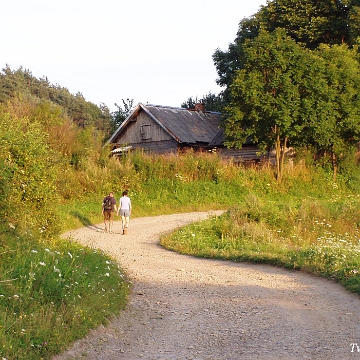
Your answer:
[2,0,267,111]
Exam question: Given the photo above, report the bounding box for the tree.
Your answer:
[306,44,360,181]
[213,0,360,100]
[213,16,262,103]
[0,65,113,132]
[110,98,134,132]
[224,29,321,182]
[261,0,360,49]
[181,92,224,112]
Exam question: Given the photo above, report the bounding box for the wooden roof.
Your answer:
[108,103,222,145]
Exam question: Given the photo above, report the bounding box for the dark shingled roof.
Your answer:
[108,103,222,145]
[144,104,221,144]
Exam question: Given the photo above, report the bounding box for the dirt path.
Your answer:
[54,212,360,360]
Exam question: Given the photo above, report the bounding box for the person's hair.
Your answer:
[122,190,128,196]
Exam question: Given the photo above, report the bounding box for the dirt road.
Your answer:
[54,212,360,360]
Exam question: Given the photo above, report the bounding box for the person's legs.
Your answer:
[120,209,130,230]
[104,211,111,232]
[109,212,114,233]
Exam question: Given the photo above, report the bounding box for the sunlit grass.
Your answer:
[0,228,130,360]
[3,149,360,359]
[160,193,360,294]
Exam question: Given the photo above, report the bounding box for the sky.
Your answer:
[2,0,267,112]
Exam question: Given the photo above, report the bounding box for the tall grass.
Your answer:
[0,227,130,359]
[2,144,360,360]
[160,189,360,294]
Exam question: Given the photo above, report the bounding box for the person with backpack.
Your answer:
[117,190,131,234]
[102,191,117,233]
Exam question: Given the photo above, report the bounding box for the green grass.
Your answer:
[0,229,130,360]
[2,149,360,360]
[160,192,360,294]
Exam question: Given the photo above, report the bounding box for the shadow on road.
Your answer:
[70,211,102,231]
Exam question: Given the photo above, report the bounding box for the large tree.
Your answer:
[225,28,360,181]
[306,44,360,180]
[261,0,360,49]
[224,29,318,181]
[213,0,360,99]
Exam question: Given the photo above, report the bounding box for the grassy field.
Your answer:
[2,150,360,359]
[160,177,360,294]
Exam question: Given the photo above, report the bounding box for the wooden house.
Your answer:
[108,102,272,163]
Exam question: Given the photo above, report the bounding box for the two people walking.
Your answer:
[102,191,131,234]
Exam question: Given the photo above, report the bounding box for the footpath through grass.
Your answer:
[160,188,360,295]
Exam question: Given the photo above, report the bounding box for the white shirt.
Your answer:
[120,196,131,210]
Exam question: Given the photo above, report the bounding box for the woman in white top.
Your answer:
[117,190,131,232]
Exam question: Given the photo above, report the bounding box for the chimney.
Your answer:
[194,103,205,113]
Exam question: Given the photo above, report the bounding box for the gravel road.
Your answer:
[54,212,360,360]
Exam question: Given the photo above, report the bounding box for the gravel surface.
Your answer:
[54,212,360,360]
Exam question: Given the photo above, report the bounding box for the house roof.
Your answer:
[108,103,222,145]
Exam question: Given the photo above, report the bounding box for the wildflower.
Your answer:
[105,273,110,277]
[39,262,46,266]
[31,250,38,253]
[29,272,36,281]
[13,295,19,299]
[8,223,15,229]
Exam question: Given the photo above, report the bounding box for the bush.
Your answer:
[0,110,61,239]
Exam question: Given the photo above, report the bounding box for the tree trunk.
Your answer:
[332,151,338,183]
[279,136,288,182]
[275,133,281,182]
[275,134,287,183]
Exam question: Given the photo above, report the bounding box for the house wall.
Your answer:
[217,146,272,164]
[130,139,179,154]
[114,112,172,144]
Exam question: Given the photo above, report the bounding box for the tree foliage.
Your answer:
[225,29,312,181]
[213,0,360,97]
[261,0,360,49]
[0,65,112,133]
[214,0,360,181]
[225,27,360,182]
[0,108,61,238]
[109,98,134,136]
[181,92,224,112]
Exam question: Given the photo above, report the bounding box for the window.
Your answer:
[140,124,151,140]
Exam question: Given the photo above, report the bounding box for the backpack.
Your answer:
[104,197,113,211]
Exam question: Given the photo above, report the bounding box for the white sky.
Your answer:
[2,0,267,111]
